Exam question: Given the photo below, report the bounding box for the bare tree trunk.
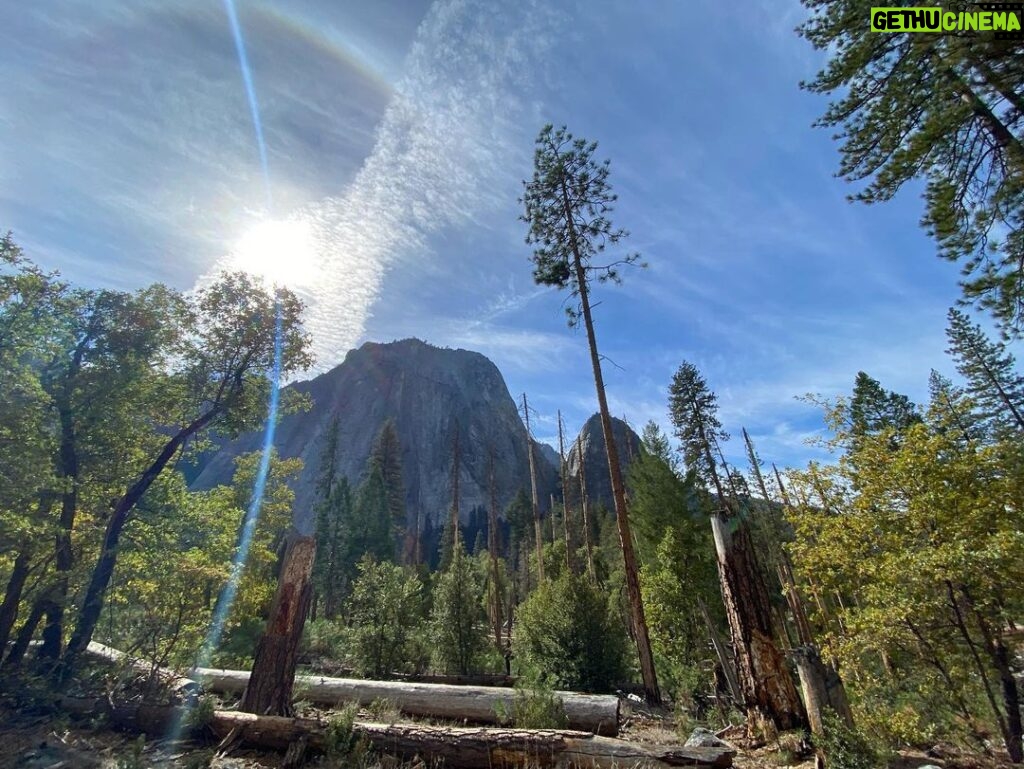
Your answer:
[487,447,503,653]
[577,434,596,581]
[450,423,461,553]
[0,548,31,659]
[569,248,659,706]
[793,645,853,737]
[558,411,574,574]
[522,393,545,583]
[6,596,46,668]
[95,703,733,768]
[697,595,742,705]
[240,534,316,717]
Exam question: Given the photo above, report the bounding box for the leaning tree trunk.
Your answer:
[569,245,660,706]
[792,645,853,737]
[240,533,315,717]
[711,509,807,734]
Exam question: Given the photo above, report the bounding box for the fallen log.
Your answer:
[105,703,733,768]
[193,667,620,736]
[82,641,198,698]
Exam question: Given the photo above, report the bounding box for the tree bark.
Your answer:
[241,533,316,717]
[196,667,621,736]
[0,548,31,660]
[64,405,223,673]
[710,511,807,734]
[99,704,733,768]
[558,411,575,574]
[487,446,504,653]
[6,595,46,668]
[568,244,660,705]
[522,393,545,583]
[577,434,596,581]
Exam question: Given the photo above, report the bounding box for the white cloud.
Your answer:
[195,0,564,373]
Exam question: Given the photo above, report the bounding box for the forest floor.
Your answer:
[0,677,1016,769]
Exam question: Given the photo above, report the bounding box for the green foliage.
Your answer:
[344,556,425,678]
[503,674,569,730]
[322,702,370,767]
[667,361,728,489]
[849,371,922,451]
[520,124,643,327]
[640,529,721,706]
[429,543,487,675]
[789,392,1024,756]
[626,451,701,563]
[798,1,1024,332]
[514,571,628,693]
[946,307,1024,438]
[812,710,881,769]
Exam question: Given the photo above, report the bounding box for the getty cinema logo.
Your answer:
[871,3,1023,37]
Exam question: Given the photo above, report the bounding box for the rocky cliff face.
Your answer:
[565,413,642,511]
[190,338,558,534]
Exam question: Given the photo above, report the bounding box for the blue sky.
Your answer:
[0,0,980,470]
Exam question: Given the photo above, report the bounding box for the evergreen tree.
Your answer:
[368,419,407,544]
[849,371,922,451]
[344,556,424,678]
[520,123,659,704]
[429,541,487,675]
[639,419,677,472]
[667,362,729,489]
[312,418,352,618]
[946,307,1024,437]
[928,369,981,442]
[799,0,1024,332]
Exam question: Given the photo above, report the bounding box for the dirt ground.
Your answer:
[0,696,1016,769]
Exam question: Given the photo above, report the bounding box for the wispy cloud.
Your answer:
[196,0,565,371]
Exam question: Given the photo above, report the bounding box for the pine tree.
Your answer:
[668,362,729,488]
[368,419,407,547]
[799,0,1024,331]
[312,417,351,618]
[639,420,677,472]
[849,371,922,451]
[521,124,659,704]
[946,307,1024,437]
[667,360,806,733]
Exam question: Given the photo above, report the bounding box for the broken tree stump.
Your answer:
[240,533,316,717]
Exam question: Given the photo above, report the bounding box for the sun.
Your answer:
[229,217,319,288]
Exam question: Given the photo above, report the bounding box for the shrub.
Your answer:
[345,556,424,678]
[429,543,488,675]
[514,572,628,693]
[812,710,881,769]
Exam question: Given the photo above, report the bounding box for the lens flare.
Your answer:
[166,0,283,747]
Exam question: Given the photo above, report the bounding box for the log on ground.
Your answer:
[193,668,620,736]
[82,641,198,697]
[106,704,734,768]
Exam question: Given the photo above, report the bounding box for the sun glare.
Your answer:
[229,217,319,288]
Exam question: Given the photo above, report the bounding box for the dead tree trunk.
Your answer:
[487,446,503,653]
[99,704,734,768]
[558,411,574,574]
[522,393,545,583]
[711,510,807,734]
[240,533,315,717]
[196,668,621,735]
[577,434,596,581]
[792,645,853,737]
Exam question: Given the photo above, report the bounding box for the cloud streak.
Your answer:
[197,0,565,372]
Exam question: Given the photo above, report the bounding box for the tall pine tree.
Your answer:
[521,124,659,704]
